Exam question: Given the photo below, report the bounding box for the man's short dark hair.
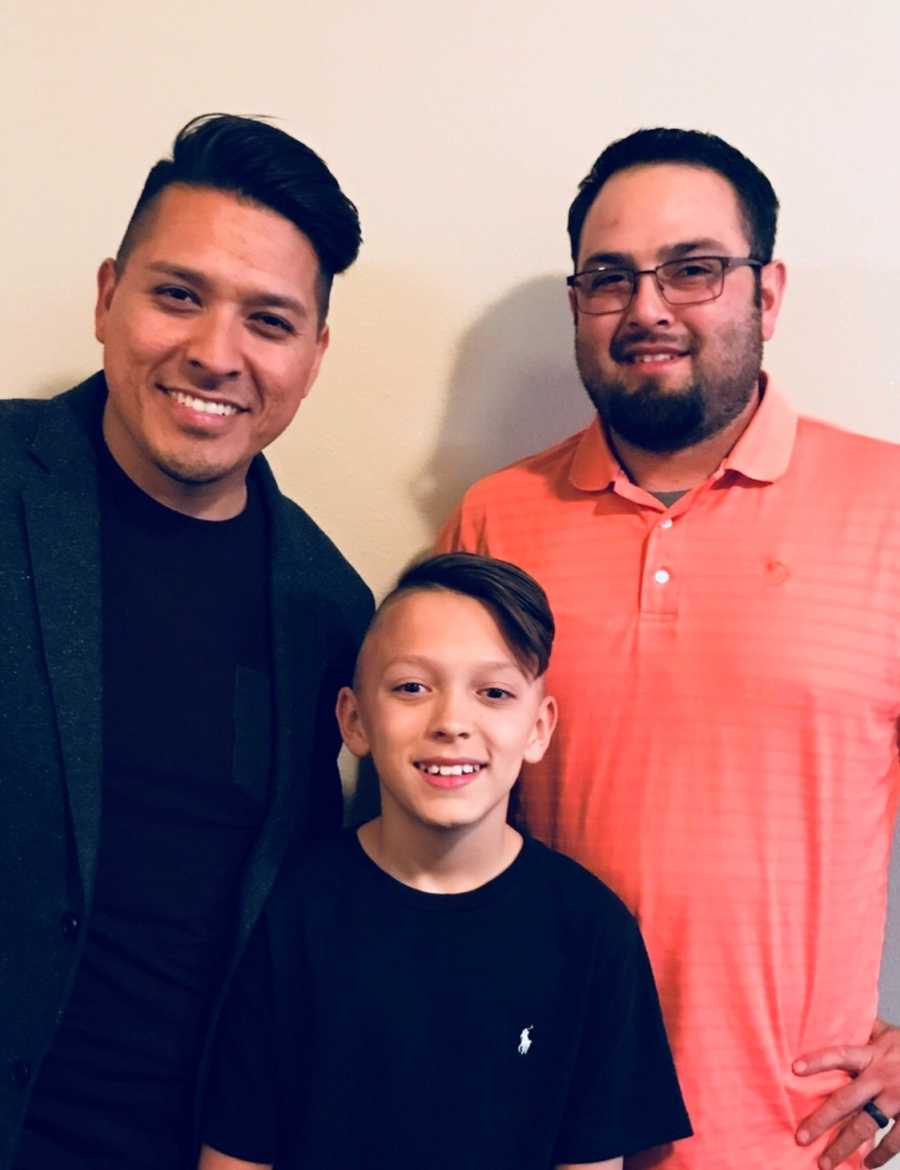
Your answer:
[567,128,779,266]
[380,552,555,678]
[116,113,362,321]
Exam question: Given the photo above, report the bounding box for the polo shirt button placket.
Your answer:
[641,510,680,617]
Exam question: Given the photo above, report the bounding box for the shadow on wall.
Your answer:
[413,274,593,533]
[348,275,591,827]
[767,265,900,443]
[881,816,900,1019]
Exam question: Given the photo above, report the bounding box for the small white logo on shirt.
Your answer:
[518,1026,534,1055]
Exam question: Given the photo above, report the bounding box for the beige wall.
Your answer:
[5,0,900,1044]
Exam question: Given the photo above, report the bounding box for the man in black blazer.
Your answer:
[0,114,372,1170]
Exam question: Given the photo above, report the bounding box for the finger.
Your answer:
[816,1110,881,1170]
[798,1081,883,1143]
[864,1125,898,1168]
[795,1046,873,1077]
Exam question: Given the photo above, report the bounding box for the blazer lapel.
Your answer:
[22,382,104,904]
[232,460,327,947]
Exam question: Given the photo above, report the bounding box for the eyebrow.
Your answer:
[384,654,523,675]
[144,262,310,318]
[579,238,731,270]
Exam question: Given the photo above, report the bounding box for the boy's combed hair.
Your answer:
[385,552,555,677]
[116,113,362,320]
[567,127,779,266]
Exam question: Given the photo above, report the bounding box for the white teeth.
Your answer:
[417,763,482,776]
[169,390,238,416]
[631,353,680,364]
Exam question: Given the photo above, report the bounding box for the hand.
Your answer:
[794,1019,899,1168]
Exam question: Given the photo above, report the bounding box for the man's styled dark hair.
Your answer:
[116,113,362,320]
[382,552,555,678]
[567,128,779,267]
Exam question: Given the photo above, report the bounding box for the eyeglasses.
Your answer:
[566,256,763,315]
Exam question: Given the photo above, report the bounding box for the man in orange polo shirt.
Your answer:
[438,129,900,1170]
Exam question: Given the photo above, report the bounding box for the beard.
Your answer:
[575,311,764,454]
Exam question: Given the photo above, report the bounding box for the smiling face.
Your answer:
[95,184,329,518]
[572,163,784,453]
[337,589,557,838]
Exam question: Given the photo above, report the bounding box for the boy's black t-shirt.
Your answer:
[205,831,691,1169]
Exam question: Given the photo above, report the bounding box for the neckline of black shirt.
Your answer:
[96,438,258,533]
[349,829,536,911]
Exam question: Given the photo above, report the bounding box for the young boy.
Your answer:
[200,553,691,1170]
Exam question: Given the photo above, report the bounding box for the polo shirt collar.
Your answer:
[569,415,619,492]
[723,376,797,483]
[568,374,798,492]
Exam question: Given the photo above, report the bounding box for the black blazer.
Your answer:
[0,373,373,1167]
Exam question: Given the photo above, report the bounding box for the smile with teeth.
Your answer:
[626,353,685,364]
[167,388,240,416]
[415,762,484,777]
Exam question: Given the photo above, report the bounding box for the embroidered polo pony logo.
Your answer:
[518,1025,534,1055]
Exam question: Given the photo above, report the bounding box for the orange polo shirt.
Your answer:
[437,380,900,1170]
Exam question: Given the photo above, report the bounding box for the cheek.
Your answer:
[254,386,307,439]
[110,311,181,369]
[366,705,421,749]
[695,308,756,361]
[574,324,598,366]
[256,350,321,413]
[691,293,754,345]
[578,317,618,357]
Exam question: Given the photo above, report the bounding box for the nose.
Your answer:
[185,310,242,385]
[625,270,673,330]
[428,690,471,740]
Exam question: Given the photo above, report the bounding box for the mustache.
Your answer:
[609,331,692,362]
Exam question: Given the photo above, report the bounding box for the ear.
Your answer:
[298,322,330,404]
[94,258,118,344]
[522,693,558,764]
[759,259,786,343]
[567,285,579,326]
[336,685,371,759]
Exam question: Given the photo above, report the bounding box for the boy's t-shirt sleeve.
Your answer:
[554,905,692,1164]
[203,920,279,1164]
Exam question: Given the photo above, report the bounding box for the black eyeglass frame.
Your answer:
[566,256,764,315]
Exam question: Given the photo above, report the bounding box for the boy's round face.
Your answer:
[338,589,556,836]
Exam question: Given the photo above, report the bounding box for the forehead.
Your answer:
[578,163,749,264]
[360,590,519,676]
[125,184,321,293]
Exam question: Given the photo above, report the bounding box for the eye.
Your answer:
[154,284,199,307]
[391,681,428,696]
[250,312,295,338]
[584,269,629,292]
[667,260,718,281]
[480,686,515,702]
